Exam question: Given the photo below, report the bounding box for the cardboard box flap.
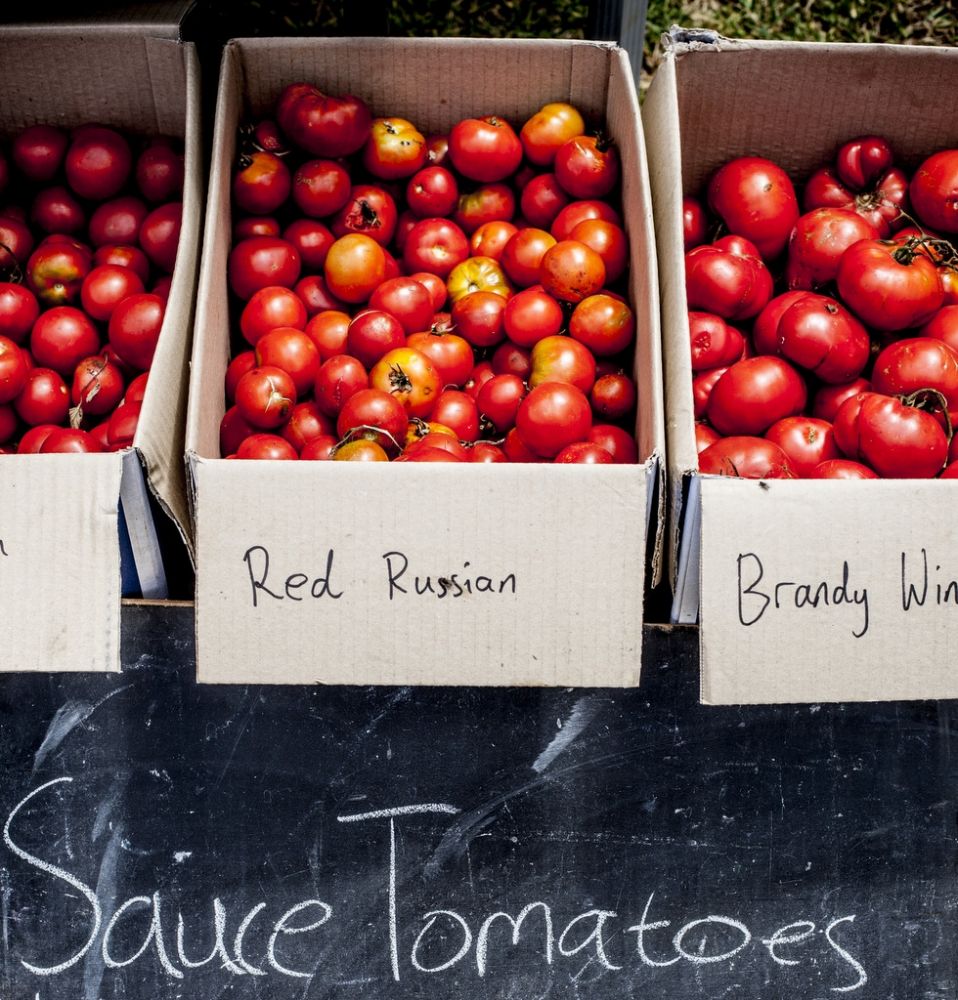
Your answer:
[699,478,958,704]
[194,459,646,687]
[135,40,202,546]
[642,50,696,591]
[0,455,122,672]
[0,2,196,37]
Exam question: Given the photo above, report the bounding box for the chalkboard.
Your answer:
[0,605,955,999]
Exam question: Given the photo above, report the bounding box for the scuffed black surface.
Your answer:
[0,605,955,999]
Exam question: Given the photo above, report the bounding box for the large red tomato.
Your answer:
[707,356,807,435]
[515,381,592,458]
[108,293,165,370]
[64,126,132,200]
[837,238,943,330]
[765,416,839,477]
[31,306,100,376]
[871,337,958,410]
[685,236,772,320]
[554,136,620,199]
[687,311,745,371]
[910,149,958,234]
[698,436,797,478]
[448,116,523,183]
[276,83,372,158]
[707,157,799,260]
[775,292,870,384]
[785,208,878,290]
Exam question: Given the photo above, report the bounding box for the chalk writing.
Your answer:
[4,778,869,993]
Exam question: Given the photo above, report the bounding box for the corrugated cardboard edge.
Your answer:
[642,45,695,601]
[134,39,202,552]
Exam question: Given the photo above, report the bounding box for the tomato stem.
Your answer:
[902,387,953,444]
[0,242,23,284]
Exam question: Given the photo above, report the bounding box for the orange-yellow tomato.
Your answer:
[370,346,442,419]
[446,256,512,303]
[520,102,586,167]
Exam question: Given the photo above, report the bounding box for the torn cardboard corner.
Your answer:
[643,33,958,703]
[187,37,665,687]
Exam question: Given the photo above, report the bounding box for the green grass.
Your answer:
[644,0,958,79]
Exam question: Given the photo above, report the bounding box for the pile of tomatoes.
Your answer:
[686,140,958,479]
[221,84,639,463]
[0,125,183,453]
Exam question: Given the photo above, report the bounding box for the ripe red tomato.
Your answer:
[305,310,350,361]
[290,159,351,218]
[346,310,406,369]
[491,340,532,380]
[225,350,256,402]
[314,354,369,416]
[88,196,148,248]
[809,458,878,480]
[80,264,145,322]
[235,365,297,429]
[871,337,958,410]
[240,286,306,345]
[554,442,613,464]
[300,435,337,460]
[569,294,634,357]
[94,244,151,285]
[837,238,943,330]
[107,400,141,449]
[15,367,70,426]
[407,329,474,386]
[765,416,838,477]
[331,185,398,246]
[834,391,948,478]
[40,427,103,453]
[324,234,387,304]
[71,355,125,415]
[403,218,469,277]
[31,306,100,376]
[587,423,638,464]
[775,292,870,384]
[692,366,729,419]
[470,441,508,462]
[32,186,85,235]
[221,405,254,454]
[803,165,908,236]
[835,136,894,190]
[591,372,636,422]
[520,103,585,166]
[369,346,440,419]
[910,149,958,234]
[569,219,628,284]
[451,291,507,348]
[698,436,797,478]
[108,293,165,370]
[0,336,29,403]
[685,236,773,320]
[17,423,59,453]
[363,118,427,180]
[682,196,709,251]
[687,311,745,371]
[500,228,556,287]
[707,356,807,436]
[812,377,871,422]
[551,200,621,241]
[282,219,334,271]
[0,283,39,343]
[64,126,132,200]
[254,327,320,397]
[454,184,516,235]
[233,152,291,215]
[336,387,407,450]
[503,286,563,348]
[516,381,592,458]
[237,433,299,460]
[469,221,518,262]
[477,372,526,433]
[12,125,67,183]
[281,400,334,452]
[520,174,570,229]
[707,156,799,260]
[785,208,878,290]
[228,236,301,300]
[139,202,182,274]
[369,277,434,335]
[136,140,184,203]
[429,389,479,440]
[694,423,721,454]
[539,240,605,303]
[407,166,459,218]
[554,136,620,199]
[275,83,372,158]
[449,116,523,183]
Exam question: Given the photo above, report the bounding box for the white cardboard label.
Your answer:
[0,456,122,673]
[195,462,646,687]
[700,478,958,704]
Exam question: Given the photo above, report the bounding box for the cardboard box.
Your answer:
[0,29,201,672]
[643,30,958,703]
[187,37,664,687]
